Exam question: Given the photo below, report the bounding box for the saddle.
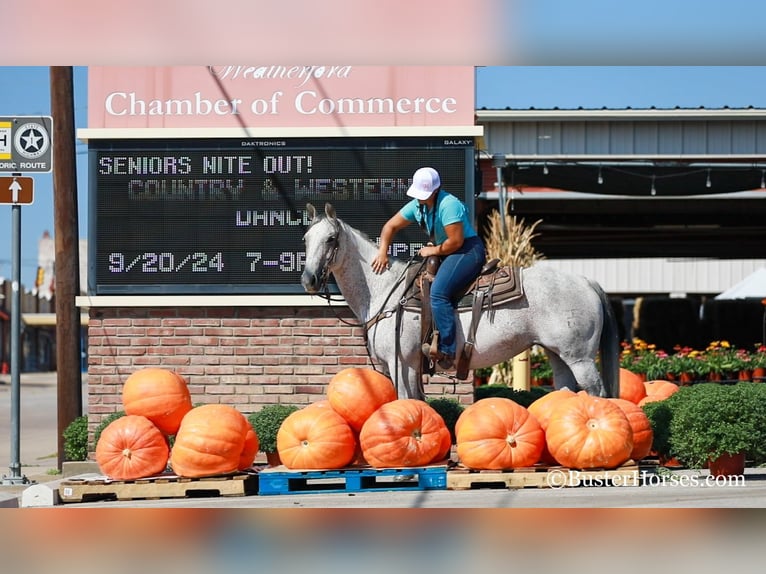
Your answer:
[404,257,524,380]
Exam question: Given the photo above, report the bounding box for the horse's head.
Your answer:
[301,202,340,294]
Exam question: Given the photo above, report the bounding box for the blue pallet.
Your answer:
[258,465,447,495]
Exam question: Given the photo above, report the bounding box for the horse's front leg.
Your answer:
[377,357,422,400]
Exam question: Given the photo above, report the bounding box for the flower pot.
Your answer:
[753,367,766,382]
[707,452,745,477]
[659,454,683,468]
[679,372,694,386]
[739,370,753,382]
[266,451,282,467]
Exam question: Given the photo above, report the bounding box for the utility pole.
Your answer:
[50,66,82,469]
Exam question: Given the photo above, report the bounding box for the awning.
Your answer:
[21,313,90,327]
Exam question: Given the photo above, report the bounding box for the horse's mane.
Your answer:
[311,212,413,270]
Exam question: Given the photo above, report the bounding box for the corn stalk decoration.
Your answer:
[482,199,545,386]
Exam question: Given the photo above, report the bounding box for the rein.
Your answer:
[313,220,425,381]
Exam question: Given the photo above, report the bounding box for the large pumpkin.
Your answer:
[95,415,170,480]
[276,406,357,470]
[122,367,193,435]
[326,367,397,432]
[545,392,633,469]
[170,404,252,478]
[638,380,679,406]
[619,368,648,405]
[359,399,445,468]
[526,388,577,464]
[238,426,260,471]
[609,397,654,461]
[455,398,545,469]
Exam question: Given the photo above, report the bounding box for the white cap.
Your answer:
[406,167,441,200]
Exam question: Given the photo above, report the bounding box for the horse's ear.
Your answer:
[306,203,316,221]
[324,203,336,220]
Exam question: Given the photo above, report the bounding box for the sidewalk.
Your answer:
[0,371,85,504]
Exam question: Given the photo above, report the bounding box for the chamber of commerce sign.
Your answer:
[87,66,477,130]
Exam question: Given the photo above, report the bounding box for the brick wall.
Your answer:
[85,305,473,438]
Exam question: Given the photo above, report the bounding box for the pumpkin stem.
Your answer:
[506,434,517,447]
[122,448,132,459]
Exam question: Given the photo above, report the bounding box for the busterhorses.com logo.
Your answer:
[14,122,50,159]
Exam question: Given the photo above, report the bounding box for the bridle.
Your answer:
[306,216,425,384]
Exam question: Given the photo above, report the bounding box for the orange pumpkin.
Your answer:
[170,404,252,478]
[638,380,680,406]
[327,367,397,432]
[238,426,260,470]
[456,397,545,469]
[434,425,452,462]
[276,406,357,470]
[122,367,193,435]
[359,399,445,468]
[95,415,170,480]
[619,368,648,405]
[609,397,654,461]
[526,387,577,464]
[545,393,633,469]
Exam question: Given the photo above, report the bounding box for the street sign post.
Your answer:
[0,116,53,173]
[0,175,34,204]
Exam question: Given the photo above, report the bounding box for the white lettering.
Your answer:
[294,91,458,116]
[104,92,242,116]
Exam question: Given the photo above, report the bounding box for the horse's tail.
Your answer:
[591,279,620,398]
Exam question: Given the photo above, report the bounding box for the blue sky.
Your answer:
[1,66,766,289]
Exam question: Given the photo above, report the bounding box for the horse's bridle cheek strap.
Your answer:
[318,224,340,294]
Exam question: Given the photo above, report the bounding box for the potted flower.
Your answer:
[668,383,766,476]
[667,346,708,385]
[247,404,299,466]
[529,349,553,386]
[751,344,766,381]
[703,340,746,381]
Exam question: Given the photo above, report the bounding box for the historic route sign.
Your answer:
[0,116,53,173]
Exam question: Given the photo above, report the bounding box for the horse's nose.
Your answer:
[301,270,319,293]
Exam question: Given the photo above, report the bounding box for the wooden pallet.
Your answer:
[447,460,641,490]
[258,464,448,495]
[58,472,260,503]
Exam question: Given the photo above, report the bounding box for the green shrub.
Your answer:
[474,384,550,407]
[247,404,299,453]
[669,383,766,469]
[641,396,678,460]
[62,415,89,461]
[426,397,464,444]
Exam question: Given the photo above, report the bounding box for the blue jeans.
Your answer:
[430,235,486,357]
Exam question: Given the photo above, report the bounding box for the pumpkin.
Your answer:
[122,367,193,435]
[526,387,577,464]
[326,367,397,432]
[434,425,452,462]
[619,368,648,405]
[609,398,654,461]
[95,415,170,480]
[276,406,357,470]
[238,426,260,470]
[455,397,545,469]
[638,380,679,406]
[170,404,252,478]
[359,399,445,468]
[545,393,633,469]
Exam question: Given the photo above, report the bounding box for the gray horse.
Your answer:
[301,202,619,401]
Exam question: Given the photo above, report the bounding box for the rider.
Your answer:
[371,167,486,369]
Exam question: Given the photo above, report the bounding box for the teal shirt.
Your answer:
[399,191,478,244]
